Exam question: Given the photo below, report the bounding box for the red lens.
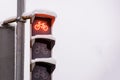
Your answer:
[34,20,49,32]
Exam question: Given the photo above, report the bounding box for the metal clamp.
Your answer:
[16,17,26,23]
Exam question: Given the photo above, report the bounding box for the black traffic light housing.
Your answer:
[32,38,55,59]
[31,59,56,80]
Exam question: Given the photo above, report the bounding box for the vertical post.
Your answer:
[16,0,25,80]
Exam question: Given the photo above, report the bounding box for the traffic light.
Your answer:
[32,38,55,59]
[31,12,56,36]
[30,10,57,80]
[31,59,56,80]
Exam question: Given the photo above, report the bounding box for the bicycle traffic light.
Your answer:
[30,10,57,80]
[31,11,56,36]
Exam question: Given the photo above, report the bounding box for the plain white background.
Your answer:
[0,0,120,80]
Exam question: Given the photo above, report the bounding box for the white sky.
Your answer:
[0,0,120,80]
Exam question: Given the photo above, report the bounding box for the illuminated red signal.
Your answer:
[31,13,56,35]
[32,19,51,35]
[34,20,49,32]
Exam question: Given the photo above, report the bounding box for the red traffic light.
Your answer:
[33,20,49,32]
[32,17,51,35]
[31,13,56,36]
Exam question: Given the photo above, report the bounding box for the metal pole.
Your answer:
[16,0,25,80]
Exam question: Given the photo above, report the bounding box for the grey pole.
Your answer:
[16,0,25,80]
